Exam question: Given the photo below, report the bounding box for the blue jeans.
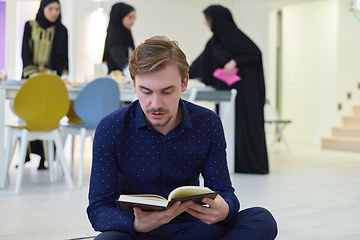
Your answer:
[94,207,277,240]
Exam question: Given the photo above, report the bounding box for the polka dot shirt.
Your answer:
[87,99,240,235]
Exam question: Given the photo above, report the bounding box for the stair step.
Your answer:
[332,126,360,138]
[343,116,360,126]
[354,106,360,116]
[321,137,360,152]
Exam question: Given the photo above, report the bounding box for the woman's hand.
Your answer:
[62,78,70,85]
[61,75,71,85]
[223,59,237,76]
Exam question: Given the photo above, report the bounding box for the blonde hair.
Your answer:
[129,36,189,82]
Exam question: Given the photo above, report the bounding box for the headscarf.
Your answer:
[103,3,135,62]
[203,5,259,54]
[35,0,61,29]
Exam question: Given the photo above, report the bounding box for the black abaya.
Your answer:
[103,3,135,73]
[20,0,68,169]
[22,0,68,78]
[189,5,269,174]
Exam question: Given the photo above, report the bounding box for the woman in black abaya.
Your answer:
[21,0,69,169]
[103,2,136,74]
[189,5,269,174]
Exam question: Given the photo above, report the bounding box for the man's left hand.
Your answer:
[185,194,229,224]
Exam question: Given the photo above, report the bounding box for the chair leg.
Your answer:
[269,123,291,153]
[3,128,14,185]
[53,130,74,190]
[8,137,18,167]
[278,123,291,153]
[78,128,86,187]
[43,140,49,167]
[59,129,70,176]
[15,129,29,193]
[71,134,75,175]
[48,140,54,182]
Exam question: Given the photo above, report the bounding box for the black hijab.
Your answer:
[203,5,259,55]
[35,0,68,75]
[103,3,135,62]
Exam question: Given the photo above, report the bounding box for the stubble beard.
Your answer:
[146,109,172,127]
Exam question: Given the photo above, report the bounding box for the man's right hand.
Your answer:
[132,200,192,233]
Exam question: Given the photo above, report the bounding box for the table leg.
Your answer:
[0,88,6,188]
[220,101,235,174]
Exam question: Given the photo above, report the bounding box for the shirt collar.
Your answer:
[134,99,193,130]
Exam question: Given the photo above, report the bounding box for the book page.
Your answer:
[168,186,213,200]
[119,194,167,206]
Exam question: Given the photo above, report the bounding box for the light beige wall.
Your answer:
[267,10,279,109]
[281,0,338,144]
[336,0,360,120]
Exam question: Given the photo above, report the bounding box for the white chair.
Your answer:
[2,74,74,193]
[264,99,291,152]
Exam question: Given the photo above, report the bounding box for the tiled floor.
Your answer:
[0,138,359,239]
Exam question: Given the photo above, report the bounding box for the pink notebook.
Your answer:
[213,67,241,86]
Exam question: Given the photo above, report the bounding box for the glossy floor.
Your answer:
[0,139,359,240]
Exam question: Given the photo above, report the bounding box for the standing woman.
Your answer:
[21,0,69,169]
[103,2,136,76]
[22,0,69,81]
[189,5,269,174]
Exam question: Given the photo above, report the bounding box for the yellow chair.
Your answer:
[66,100,85,125]
[2,74,74,193]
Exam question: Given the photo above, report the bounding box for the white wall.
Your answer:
[281,0,338,144]
[336,0,360,120]
[267,9,280,108]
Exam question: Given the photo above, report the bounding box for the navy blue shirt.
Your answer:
[87,99,240,235]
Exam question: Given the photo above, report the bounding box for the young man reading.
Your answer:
[87,36,277,239]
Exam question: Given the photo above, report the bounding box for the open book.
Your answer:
[118,186,218,212]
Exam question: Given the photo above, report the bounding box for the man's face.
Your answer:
[133,64,188,135]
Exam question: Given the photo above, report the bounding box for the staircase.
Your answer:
[321,105,360,152]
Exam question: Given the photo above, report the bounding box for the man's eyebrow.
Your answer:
[139,85,175,91]
[162,86,175,91]
[139,86,151,91]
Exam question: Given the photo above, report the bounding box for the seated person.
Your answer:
[87,36,278,240]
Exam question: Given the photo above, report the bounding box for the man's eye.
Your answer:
[163,91,172,95]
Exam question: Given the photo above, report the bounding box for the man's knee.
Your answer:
[240,207,278,238]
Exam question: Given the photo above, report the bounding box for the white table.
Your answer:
[0,82,235,189]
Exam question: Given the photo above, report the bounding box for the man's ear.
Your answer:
[181,74,189,92]
[132,78,136,92]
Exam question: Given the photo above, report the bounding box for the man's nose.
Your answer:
[150,94,163,110]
